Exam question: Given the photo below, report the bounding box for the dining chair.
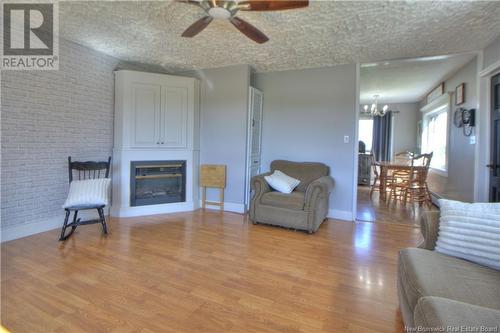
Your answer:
[369,154,394,198]
[394,151,413,164]
[387,152,414,204]
[388,174,407,203]
[401,152,433,208]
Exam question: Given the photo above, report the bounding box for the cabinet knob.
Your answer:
[156,142,160,144]
[161,142,164,144]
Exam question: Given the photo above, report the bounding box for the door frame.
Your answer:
[351,63,361,221]
[351,52,495,214]
[475,55,500,201]
[244,87,264,210]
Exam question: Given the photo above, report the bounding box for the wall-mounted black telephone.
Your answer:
[453,107,475,136]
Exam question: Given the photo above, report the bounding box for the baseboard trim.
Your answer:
[1,210,103,243]
[201,201,246,214]
[327,209,354,221]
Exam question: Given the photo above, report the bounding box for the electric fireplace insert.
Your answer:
[130,160,186,207]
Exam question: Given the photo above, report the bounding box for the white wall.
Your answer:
[391,103,419,154]
[420,57,478,202]
[189,65,251,212]
[254,65,357,219]
[483,36,500,70]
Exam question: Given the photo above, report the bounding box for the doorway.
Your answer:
[355,54,476,225]
[489,73,500,201]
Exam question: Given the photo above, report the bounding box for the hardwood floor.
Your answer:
[1,210,422,333]
[356,186,436,226]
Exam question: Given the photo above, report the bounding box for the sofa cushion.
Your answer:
[261,191,305,211]
[398,248,500,314]
[414,296,500,331]
[271,160,329,192]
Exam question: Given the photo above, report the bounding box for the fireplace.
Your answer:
[130,161,186,207]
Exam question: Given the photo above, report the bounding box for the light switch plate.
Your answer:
[344,135,350,144]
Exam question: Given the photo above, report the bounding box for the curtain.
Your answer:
[372,111,393,162]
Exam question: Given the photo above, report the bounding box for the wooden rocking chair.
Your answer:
[59,156,112,241]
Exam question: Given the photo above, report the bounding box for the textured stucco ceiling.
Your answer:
[360,53,476,104]
[59,1,500,73]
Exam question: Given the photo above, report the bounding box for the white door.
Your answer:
[162,86,188,148]
[131,83,162,147]
[245,87,264,209]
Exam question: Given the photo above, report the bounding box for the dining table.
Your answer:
[377,161,427,202]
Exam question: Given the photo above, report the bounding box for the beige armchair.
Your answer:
[249,160,334,233]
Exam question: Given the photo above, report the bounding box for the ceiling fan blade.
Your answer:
[230,16,269,44]
[238,0,309,11]
[181,16,213,37]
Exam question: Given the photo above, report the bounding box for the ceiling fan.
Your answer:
[177,0,309,44]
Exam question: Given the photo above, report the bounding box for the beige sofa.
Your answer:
[249,160,334,233]
[398,211,500,331]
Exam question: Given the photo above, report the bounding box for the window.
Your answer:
[358,118,374,152]
[421,104,448,172]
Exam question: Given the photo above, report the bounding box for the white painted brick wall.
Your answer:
[1,39,120,230]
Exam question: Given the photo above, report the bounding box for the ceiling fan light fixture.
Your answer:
[208,7,232,19]
[178,0,309,43]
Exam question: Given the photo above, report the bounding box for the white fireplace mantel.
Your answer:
[111,70,200,218]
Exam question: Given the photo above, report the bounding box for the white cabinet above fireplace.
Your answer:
[114,70,199,150]
[111,70,200,218]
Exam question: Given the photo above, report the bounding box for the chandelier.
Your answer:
[362,95,389,116]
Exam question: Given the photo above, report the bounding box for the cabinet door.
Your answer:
[162,86,188,148]
[131,83,161,147]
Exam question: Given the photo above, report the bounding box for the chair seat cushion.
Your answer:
[398,248,500,314]
[63,178,111,209]
[261,191,305,211]
[65,204,105,211]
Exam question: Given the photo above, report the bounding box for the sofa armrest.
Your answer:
[418,211,441,250]
[304,176,334,210]
[414,296,500,331]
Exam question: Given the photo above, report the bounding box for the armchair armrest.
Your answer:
[304,176,334,210]
[249,173,272,220]
[418,211,441,250]
[251,172,271,197]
